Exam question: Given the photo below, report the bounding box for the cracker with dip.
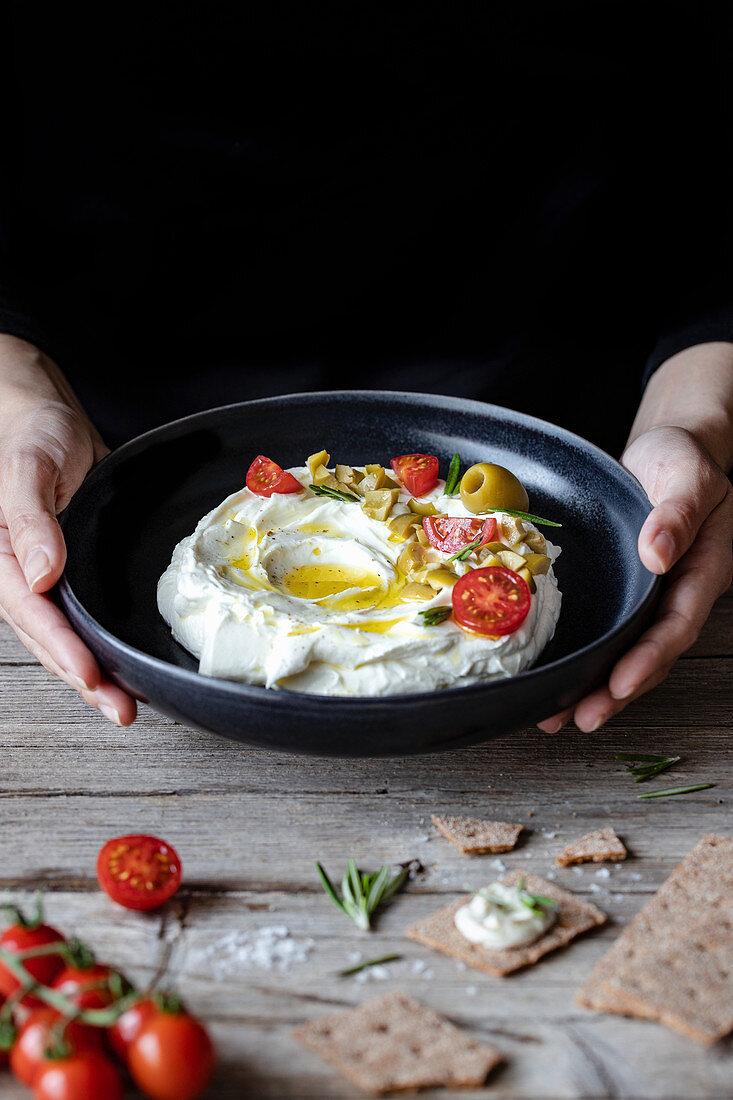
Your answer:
[406,871,606,977]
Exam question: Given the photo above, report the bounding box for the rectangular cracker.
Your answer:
[431,814,523,854]
[292,990,501,1095]
[577,834,733,1044]
[556,826,627,866]
[406,871,606,977]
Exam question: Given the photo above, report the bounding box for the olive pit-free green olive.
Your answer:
[459,462,529,515]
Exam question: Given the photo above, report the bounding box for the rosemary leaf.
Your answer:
[338,953,403,977]
[445,535,484,563]
[315,861,408,931]
[444,453,462,495]
[418,606,452,627]
[309,483,360,502]
[484,507,561,527]
[615,752,676,763]
[637,783,715,800]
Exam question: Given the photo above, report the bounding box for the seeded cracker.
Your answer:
[556,826,627,866]
[292,990,501,1095]
[577,834,733,1044]
[431,814,523,854]
[406,871,606,977]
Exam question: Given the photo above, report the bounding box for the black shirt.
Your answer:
[2,3,732,451]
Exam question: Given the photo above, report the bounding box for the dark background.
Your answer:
[2,2,732,452]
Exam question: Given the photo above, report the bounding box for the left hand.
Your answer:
[538,425,733,733]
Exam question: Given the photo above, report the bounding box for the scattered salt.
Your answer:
[490,858,507,873]
[455,961,467,973]
[422,969,435,980]
[546,870,556,880]
[628,872,643,881]
[595,867,611,879]
[203,925,314,978]
[465,985,478,997]
[571,867,584,875]
[412,959,427,975]
[588,883,608,896]
[541,829,557,838]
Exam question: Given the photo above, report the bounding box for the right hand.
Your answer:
[0,341,136,724]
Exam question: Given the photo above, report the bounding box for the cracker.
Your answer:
[556,826,627,866]
[577,834,733,1044]
[292,990,501,1095]
[431,814,523,854]
[406,871,606,977]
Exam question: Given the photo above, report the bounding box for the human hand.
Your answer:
[538,425,733,733]
[0,339,137,724]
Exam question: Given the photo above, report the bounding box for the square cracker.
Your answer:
[406,871,606,977]
[577,833,733,1044]
[556,826,627,866]
[431,814,523,854]
[292,990,501,1095]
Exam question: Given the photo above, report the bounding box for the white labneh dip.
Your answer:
[454,883,558,950]
[157,464,562,696]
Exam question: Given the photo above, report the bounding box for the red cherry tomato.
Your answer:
[33,1050,123,1100]
[128,1008,215,1100]
[390,453,439,497]
[452,566,532,636]
[0,911,66,1007]
[422,516,497,554]
[96,834,182,912]
[246,455,302,496]
[109,998,157,1062]
[10,1007,103,1087]
[51,963,120,1010]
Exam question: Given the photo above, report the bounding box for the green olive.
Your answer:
[459,462,529,515]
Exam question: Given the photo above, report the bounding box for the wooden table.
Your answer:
[1,590,731,1100]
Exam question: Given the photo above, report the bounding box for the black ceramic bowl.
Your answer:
[58,391,659,756]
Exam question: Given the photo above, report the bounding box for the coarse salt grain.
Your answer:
[203,925,314,978]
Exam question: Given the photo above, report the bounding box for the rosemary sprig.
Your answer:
[615,752,681,783]
[315,861,408,931]
[338,953,403,977]
[446,535,484,563]
[517,877,558,917]
[418,606,452,627]
[637,783,715,800]
[444,453,462,495]
[309,484,360,502]
[484,507,561,527]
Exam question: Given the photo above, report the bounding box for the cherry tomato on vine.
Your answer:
[109,997,156,1061]
[10,1007,103,1087]
[389,453,439,497]
[422,516,497,554]
[51,962,121,1010]
[246,455,302,496]
[451,565,532,636]
[128,1006,215,1100]
[96,835,182,912]
[0,906,66,1006]
[33,1050,123,1100]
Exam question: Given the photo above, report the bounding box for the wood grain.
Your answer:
[0,589,730,1098]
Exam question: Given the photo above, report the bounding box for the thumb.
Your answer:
[0,447,67,592]
[625,429,728,575]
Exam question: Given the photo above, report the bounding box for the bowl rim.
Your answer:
[58,389,662,707]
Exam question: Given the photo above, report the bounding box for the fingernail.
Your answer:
[68,673,91,693]
[611,677,635,700]
[99,704,122,725]
[651,530,675,571]
[587,715,605,732]
[539,719,562,734]
[25,548,52,590]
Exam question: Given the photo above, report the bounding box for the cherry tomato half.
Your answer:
[246,455,302,496]
[390,453,439,497]
[10,1007,103,1087]
[128,1008,215,1100]
[51,963,121,1011]
[451,566,531,636]
[0,912,66,1007]
[422,516,497,554]
[109,998,157,1062]
[97,834,182,912]
[33,1050,123,1100]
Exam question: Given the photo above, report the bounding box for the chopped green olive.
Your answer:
[362,488,400,521]
[524,552,551,576]
[459,462,530,515]
[408,498,438,517]
[399,581,434,601]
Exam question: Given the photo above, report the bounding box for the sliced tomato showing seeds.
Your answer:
[96,835,182,912]
[422,516,497,554]
[246,455,302,497]
[389,454,439,497]
[451,566,531,636]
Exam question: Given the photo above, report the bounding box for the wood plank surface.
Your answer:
[0,590,731,1099]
